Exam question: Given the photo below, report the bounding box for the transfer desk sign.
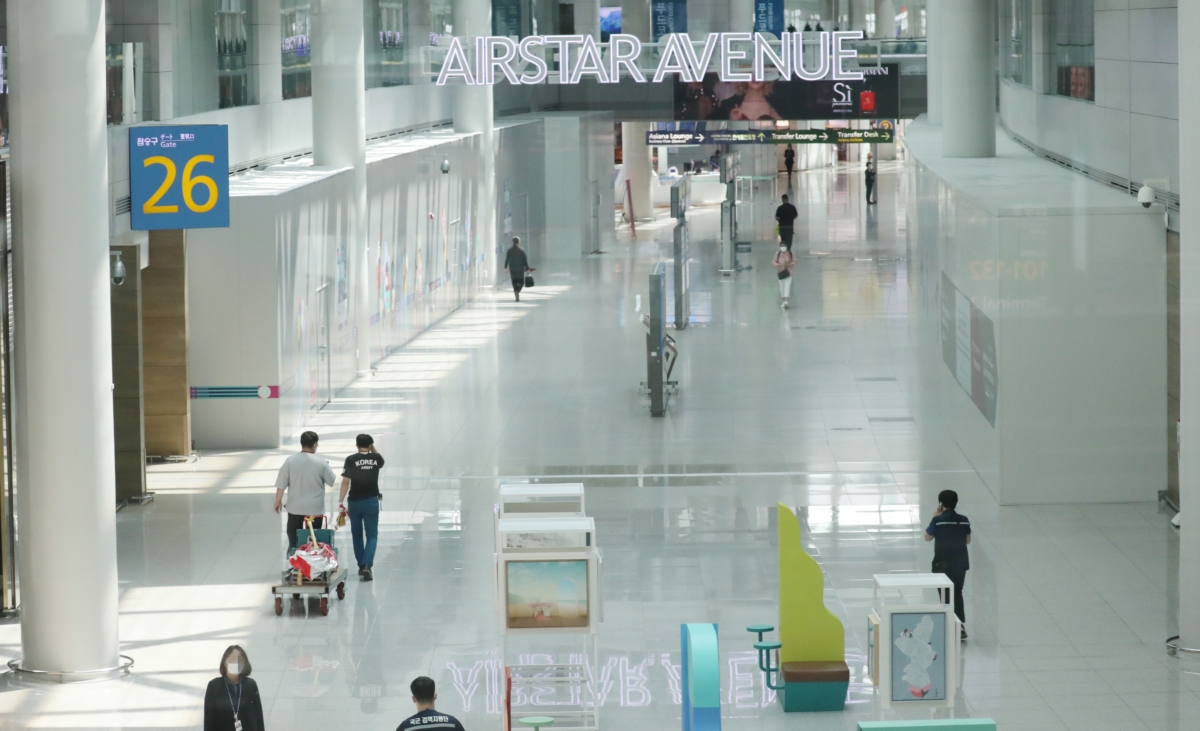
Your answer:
[129,125,230,230]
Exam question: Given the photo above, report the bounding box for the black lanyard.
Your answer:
[225,680,242,721]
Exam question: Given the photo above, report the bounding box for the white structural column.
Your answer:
[574,0,601,38]
[620,0,650,41]
[454,0,496,272]
[730,0,755,31]
[622,121,654,222]
[941,0,994,157]
[926,0,942,124]
[1177,0,1200,655]
[254,0,284,104]
[874,0,896,38]
[311,0,371,372]
[849,0,869,32]
[9,0,121,675]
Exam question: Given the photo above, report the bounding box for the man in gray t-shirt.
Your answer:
[274,431,336,550]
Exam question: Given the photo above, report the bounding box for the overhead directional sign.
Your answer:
[646,129,894,145]
[130,125,230,230]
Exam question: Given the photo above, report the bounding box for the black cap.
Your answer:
[356,434,374,448]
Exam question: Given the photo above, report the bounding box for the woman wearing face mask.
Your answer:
[205,645,266,731]
[773,241,796,309]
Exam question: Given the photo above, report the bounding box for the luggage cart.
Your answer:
[272,525,347,616]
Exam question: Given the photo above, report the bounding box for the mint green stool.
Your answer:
[518,716,554,730]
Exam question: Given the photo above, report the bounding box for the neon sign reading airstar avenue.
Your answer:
[435,31,866,86]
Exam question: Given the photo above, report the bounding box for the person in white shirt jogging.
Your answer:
[274,430,336,551]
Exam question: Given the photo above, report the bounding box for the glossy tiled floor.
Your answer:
[1,159,1195,731]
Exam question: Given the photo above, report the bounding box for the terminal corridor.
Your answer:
[1,162,1189,731]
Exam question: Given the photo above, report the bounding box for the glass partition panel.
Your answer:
[1047,0,1094,101]
[1001,0,1033,87]
[282,0,313,99]
[105,43,146,126]
[218,0,252,108]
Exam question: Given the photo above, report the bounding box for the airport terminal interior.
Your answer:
[1,1,1199,730]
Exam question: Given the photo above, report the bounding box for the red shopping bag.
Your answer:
[288,518,339,579]
[860,91,876,113]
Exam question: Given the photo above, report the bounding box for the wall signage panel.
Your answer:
[651,0,688,42]
[129,125,229,230]
[754,0,784,36]
[940,273,998,426]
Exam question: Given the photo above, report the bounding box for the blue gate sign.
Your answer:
[130,125,230,231]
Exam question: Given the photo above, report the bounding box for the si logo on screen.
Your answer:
[129,125,230,231]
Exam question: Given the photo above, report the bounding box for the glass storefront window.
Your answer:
[282,0,312,99]
[1047,0,1094,101]
[218,0,251,108]
[1001,0,1032,87]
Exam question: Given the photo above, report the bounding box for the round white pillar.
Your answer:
[9,0,121,676]
[454,0,497,278]
[621,0,650,41]
[926,0,943,125]
[622,122,654,222]
[849,0,869,32]
[1177,0,1200,654]
[730,0,755,32]
[941,0,995,157]
[874,0,896,38]
[311,0,371,372]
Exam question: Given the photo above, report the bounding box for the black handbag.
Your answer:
[777,269,790,280]
[524,275,535,287]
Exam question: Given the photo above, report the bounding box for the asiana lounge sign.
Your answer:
[434,31,869,86]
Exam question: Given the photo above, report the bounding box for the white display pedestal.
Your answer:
[499,483,586,518]
[870,573,960,709]
[495,510,601,731]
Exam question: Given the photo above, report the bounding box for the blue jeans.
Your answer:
[347,497,380,569]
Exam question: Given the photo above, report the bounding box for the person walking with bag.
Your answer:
[274,431,336,551]
[773,241,796,310]
[204,645,266,731]
[338,434,385,581]
[503,237,535,302]
[783,145,796,176]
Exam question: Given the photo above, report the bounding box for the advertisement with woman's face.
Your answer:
[675,65,900,121]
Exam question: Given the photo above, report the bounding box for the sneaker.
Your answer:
[783,300,789,310]
[961,629,968,641]
[362,567,373,582]
[358,566,366,578]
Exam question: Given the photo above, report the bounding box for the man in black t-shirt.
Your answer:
[503,237,531,302]
[398,677,466,731]
[925,489,971,639]
[338,433,385,580]
[775,195,799,251]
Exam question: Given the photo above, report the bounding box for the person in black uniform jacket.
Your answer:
[205,645,266,731]
[925,489,971,640]
[503,237,533,302]
[774,195,800,251]
[865,162,877,204]
[398,676,466,731]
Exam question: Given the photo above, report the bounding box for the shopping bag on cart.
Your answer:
[288,518,339,579]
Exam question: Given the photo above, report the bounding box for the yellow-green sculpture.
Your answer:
[751,503,849,712]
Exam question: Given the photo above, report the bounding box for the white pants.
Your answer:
[778,275,792,299]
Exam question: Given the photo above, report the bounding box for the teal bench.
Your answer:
[858,720,996,731]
